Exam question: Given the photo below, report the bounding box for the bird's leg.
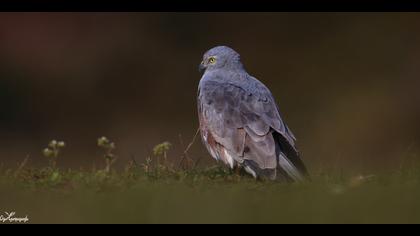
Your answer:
[234,165,240,176]
[232,163,247,177]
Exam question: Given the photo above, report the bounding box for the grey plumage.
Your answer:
[197,46,308,181]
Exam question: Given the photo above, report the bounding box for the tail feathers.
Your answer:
[273,131,309,182]
[277,151,305,182]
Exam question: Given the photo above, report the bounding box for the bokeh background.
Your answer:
[0,12,419,172]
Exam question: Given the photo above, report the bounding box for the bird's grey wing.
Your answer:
[244,77,298,149]
[198,80,277,169]
[246,77,308,179]
[199,78,307,180]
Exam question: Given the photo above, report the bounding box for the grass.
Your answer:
[1,138,420,224]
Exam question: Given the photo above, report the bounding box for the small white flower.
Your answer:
[43,148,53,158]
[57,141,66,148]
[48,140,58,148]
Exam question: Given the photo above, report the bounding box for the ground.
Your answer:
[1,141,420,224]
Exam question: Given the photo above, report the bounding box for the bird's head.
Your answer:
[199,46,243,73]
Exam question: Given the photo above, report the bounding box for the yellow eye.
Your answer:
[208,57,216,64]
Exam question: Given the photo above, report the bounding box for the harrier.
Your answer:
[197,46,308,181]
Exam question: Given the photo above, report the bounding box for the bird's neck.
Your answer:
[202,68,249,83]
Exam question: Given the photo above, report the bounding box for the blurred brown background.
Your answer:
[0,12,419,172]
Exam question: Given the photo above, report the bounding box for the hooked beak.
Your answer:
[199,61,206,73]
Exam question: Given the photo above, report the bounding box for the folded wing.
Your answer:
[198,78,307,180]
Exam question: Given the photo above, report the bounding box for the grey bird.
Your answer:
[197,46,308,181]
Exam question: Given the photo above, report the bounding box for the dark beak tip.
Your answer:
[198,64,206,73]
